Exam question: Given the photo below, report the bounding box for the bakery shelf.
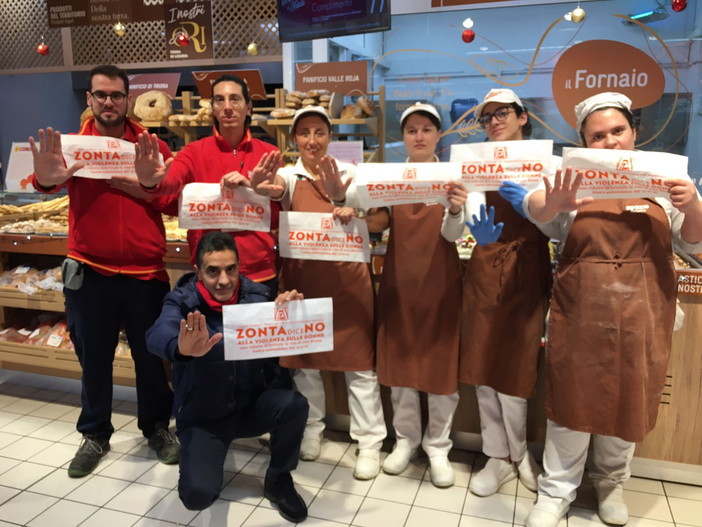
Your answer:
[0,234,191,386]
[269,86,385,164]
[0,212,37,226]
[138,90,278,146]
[267,117,378,134]
[0,288,64,312]
[164,242,191,264]
[0,234,190,264]
[0,234,68,255]
[0,341,135,387]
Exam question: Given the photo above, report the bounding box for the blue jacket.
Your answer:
[147,273,287,424]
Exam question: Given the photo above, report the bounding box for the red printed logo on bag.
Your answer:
[222,188,234,200]
[494,146,508,159]
[274,307,289,321]
[402,167,417,180]
[617,157,634,170]
[106,140,120,149]
[320,217,334,230]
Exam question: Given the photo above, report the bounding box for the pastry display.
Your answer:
[162,215,188,241]
[357,95,376,117]
[134,90,173,121]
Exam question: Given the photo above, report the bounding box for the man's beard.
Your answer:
[94,111,126,128]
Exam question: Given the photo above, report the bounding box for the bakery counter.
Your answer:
[320,265,702,483]
[0,340,136,387]
[0,234,68,256]
[633,270,702,470]
[0,234,193,387]
[0,234,191,264]
[164,241,191,264]
[0,287,64,312]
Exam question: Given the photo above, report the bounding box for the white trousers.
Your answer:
[476,385,528,462]
[539,419,636,504]
[292,368,386,450]
[390,386,460,458]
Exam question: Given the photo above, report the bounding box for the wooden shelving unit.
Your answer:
[0,288,64,312]
[268,87,386,164]
[0,341,136,387]
[137,91,279,146]
[0,234,192,387]
[134,87,386,160]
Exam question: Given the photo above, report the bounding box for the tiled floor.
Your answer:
[0,380,701,527]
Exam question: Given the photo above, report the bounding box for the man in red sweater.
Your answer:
[29,65,178,478]
[134,74,282,295]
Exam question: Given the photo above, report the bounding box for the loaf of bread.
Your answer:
[270,108,297,119]
[134,91,173,121]
[357,96,376,117]
[340,104,363,119]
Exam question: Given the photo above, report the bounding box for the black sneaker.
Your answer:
[264,472,308,523]
[148,427,180,464]
[67,436,110,478]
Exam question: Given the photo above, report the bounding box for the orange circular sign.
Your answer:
[552,40,665,129]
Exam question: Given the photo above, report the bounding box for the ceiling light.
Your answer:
[622,3,669,25]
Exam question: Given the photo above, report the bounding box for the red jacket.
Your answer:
[31,117,173,281]
[153,128,280,282]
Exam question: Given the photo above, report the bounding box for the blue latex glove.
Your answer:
[498,181,528,218]
[466,204,504,245]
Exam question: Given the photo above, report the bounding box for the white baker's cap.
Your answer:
[400,102,442,127]
[574,92,632,132]
[474,88,524,119]
[291,106,331,131]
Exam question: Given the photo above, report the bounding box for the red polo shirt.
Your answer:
[152,128,280,282]
[31,117,173,281]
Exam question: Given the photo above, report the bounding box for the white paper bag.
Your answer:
[223,298,333,360]
[562,148,690,199]
[279,211,370,263]
[354,162,462,208]
[179,183,271,232]
[450,140,553,191]
[61,135,147,180]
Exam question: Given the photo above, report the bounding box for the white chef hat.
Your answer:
[400,102,442,128]
[291,106,331,132]
[574,92,632,132]
[474,88,524,119]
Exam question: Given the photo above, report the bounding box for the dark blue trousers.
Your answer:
[65,265,174,439]
[177,389,308,511]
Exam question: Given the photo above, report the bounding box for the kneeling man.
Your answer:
[147,231,309,523]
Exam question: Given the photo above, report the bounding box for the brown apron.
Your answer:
[459,192,552,398]
[376,203,462,395]
[546,198,676,443]
[279,178,375,371]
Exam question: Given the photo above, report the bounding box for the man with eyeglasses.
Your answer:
[460,88,552,498]
[29,64,179,478]
[135,74,281,297]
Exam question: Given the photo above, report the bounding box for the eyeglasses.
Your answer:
[212,94,246,107]
[478,106,515,128]
[90,91,127,104]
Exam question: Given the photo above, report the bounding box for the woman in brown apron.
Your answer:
[461,89,552,498]
[362,103,467,488]
[250,107,385,480]
[524,92,702,527]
